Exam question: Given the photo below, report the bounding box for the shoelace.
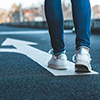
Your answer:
[72,54,76,62]
[48,49,54,54]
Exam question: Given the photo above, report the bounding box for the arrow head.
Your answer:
[2,38,38,46]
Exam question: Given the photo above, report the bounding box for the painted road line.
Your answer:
[0,30,72,35]
[0,38,99,76]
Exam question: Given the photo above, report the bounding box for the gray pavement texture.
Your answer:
[0,25,100,100]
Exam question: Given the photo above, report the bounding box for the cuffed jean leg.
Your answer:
[44,0,65,55]
[71,0,91,50]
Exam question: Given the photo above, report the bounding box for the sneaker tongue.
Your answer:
[56,55,60,59]
[56,54,63,59]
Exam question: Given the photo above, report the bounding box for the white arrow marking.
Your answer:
[0,38,99,76]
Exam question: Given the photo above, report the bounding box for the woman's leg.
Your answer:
[44,0,65,55]
[71,0,92,72]
[71,0,91,50]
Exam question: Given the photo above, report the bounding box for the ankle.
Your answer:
[80,47,89,53]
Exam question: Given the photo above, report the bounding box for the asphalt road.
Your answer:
[0,25,100,100]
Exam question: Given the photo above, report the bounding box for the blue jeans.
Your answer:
[45,0,91,55]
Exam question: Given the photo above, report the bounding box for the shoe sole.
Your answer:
[75,60,91,72]
[75,65,90,72]
[48,64,67,70]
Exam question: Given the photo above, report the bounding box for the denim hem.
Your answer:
[77,46,90,51]
[54,50,66,56]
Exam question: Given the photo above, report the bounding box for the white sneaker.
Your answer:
[48,54,67,70]
[73,48,92,72]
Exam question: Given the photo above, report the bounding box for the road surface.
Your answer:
[0,25,100,100]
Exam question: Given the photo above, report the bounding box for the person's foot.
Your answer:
[73,48,92,72]
[48,54,67,70]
